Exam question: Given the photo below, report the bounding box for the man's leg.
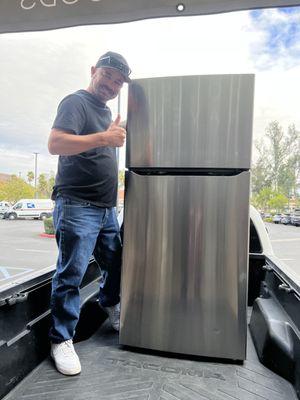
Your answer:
[93,207,122,328]
[50,197,105,343]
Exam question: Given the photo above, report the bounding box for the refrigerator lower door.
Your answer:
[120,171,250,360]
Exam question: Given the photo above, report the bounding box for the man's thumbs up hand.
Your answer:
[103,114,126,147]
[112,114,121,127]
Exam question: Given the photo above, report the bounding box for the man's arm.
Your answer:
[48,115,126,156]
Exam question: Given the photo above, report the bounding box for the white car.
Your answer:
[272,214,282,224]
[0,201,10,218]
[4,199,54,220]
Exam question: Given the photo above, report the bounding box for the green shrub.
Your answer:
[263,217,273,223]
[44,217,55,235]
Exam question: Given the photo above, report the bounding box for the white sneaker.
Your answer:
[51,339,81,375]
[103,303,120,332]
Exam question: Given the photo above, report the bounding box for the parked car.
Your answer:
[3,198,54,220]
[272,214,282,224]
[281,213,292,225]
[291,212,300,227]
[0,201,10,218]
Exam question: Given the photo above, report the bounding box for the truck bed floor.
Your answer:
[4,321,297,400]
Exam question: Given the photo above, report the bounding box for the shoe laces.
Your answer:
[59,340,77,357]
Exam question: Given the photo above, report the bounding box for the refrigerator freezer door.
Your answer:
[126,74,254,170]
[120,171,250,360]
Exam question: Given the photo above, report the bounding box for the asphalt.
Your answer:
[266,222,300,276]
[0,219,57,289]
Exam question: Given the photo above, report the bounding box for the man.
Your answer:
[48,51,131,376]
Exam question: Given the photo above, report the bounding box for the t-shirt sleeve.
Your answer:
[52,94,86,135]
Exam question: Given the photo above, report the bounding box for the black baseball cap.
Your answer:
[96,51,131,83]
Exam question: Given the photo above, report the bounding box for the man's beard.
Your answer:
[97,84,115,101]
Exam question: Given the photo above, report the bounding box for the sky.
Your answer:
[0,6,300,178]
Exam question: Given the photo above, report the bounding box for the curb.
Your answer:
[39,233,55,238]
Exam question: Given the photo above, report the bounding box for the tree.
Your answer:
[252,121,300,199]
[275,124,300,196]
[118,170,125,187]
[268,193,288,212]
[38,173,48,198]
[251,187,288,212]
[251,187,274,211]
[48,174,55,195]
[265,121,286,192]
[37,172,55,198]
[251,140,272,194]
[0,181,6,200]
[27,171,34,185]
[1,176,35,203]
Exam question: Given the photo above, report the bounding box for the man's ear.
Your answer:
[91,66,97,76]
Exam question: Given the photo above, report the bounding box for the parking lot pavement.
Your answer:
[0,219,57,290]
[265,222,300,277]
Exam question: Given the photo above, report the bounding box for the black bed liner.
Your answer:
[1,253,299,399]
[4,318,297,400]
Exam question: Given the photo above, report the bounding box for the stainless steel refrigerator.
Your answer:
[120,74,254,360]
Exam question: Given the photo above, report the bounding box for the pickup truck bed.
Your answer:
[4,312,297,400]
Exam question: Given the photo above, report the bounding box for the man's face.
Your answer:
[90,66,125,103]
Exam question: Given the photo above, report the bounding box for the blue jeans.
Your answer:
[49,196,122,343]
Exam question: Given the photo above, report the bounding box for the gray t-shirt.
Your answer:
[52,90,118,207]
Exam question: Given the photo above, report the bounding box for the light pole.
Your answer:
[33,152,39,198]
